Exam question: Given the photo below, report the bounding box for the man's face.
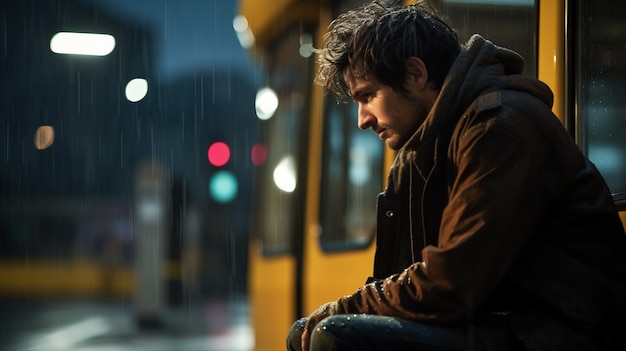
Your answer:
[349,74,436,150]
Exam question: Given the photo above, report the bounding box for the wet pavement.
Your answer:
[0,297,252,351]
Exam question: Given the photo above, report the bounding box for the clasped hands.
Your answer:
[301,301,339,351]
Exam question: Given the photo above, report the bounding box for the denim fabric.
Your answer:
[286,314,522,351]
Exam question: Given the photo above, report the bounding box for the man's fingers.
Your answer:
[301,329,310,351]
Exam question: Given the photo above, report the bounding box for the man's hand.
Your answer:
[301,301,338,351]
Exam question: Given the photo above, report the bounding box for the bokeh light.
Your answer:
[34,125,55,150]
[125,78,148,102]
[209,170,238,203]
[233,15,255,49]
[255,87,278,120]
[208,142,230,167]
[251,143,267,166]
[273,156,296,193]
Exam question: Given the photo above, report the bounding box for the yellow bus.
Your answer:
[238,0,626,350]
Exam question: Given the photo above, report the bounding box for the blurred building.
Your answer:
[0,0,258,303]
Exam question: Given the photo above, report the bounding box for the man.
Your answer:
[287,1,626,350]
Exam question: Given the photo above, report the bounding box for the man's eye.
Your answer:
[352,92,373,103]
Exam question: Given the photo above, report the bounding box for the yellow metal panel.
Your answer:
[302,5,332,315]
[0,260,134,298]
[238,0,322,50]
[303,232,376,315]
[238,0,293,40]
[108,266,134,297]
[247,240,295,351]
[0,261,101,297]
[383,147,396,184]
[538,0,565,122]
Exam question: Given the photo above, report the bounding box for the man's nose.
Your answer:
[357,104,375,130]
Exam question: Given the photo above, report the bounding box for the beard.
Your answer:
[386,135,405,150]
[385,116,425,150]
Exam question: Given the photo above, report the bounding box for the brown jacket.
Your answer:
[335,35,626,349]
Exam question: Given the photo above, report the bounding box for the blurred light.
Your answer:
[209,170,238,203]
[50,32,115,56]
[208,142,231,167]
[349,148,370,185]
[125,78,148,102]
[35,317,111,351]
[251,143,267,166]
[34,125,55,150]
[299,33,313,58]
[138,199,162,222]
[255,87,278,120]
[299,43,313,57]
[273,156,296,193]
[207,324,254,350]
[233,15,255,49]
[232,15,249,32]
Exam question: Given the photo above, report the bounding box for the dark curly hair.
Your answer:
[315,0,460,101]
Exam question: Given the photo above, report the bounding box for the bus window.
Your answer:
[319,101,383,251]
[439,0,537,76]
[576,1,626,195]
[317,0,382,252]
[251,29,314,255]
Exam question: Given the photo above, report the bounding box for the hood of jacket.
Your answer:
[388,34,554,193]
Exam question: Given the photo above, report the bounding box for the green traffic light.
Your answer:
[209,170,238,203]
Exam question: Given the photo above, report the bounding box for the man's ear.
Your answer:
[405,57,429,89]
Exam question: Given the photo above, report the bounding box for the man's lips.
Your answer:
[375,128,387,139]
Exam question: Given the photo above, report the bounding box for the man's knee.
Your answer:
[286,315,349,351]
[286,317,307,351]
[309,315,355,351]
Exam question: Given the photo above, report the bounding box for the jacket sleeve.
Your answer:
[335,105,557,322]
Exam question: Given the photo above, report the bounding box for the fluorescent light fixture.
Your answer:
[50,32,116,56]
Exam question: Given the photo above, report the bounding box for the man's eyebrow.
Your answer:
[350,85,368,100]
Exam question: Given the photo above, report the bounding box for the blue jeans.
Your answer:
[286,314,523,351]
